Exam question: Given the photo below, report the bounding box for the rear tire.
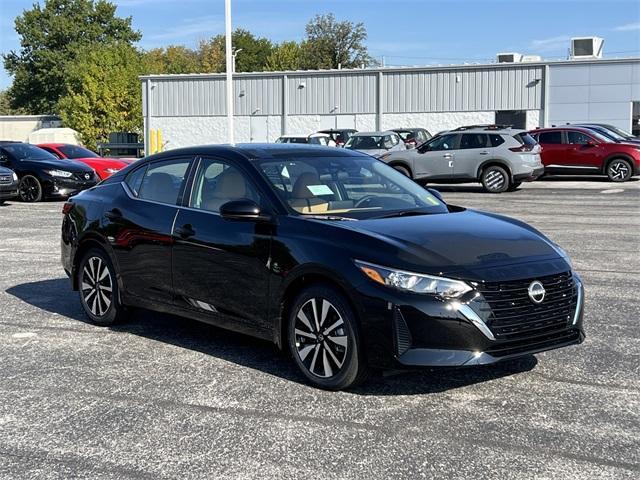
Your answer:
[481,165,510,193]
[288,284,369,390]
[18,175,43,202]
[392,165,411,178]
[78,248,128,326]
[606,158,633,182]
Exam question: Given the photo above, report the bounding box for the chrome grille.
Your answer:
[0,175,12,185]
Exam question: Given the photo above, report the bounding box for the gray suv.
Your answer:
[379,125,544,193]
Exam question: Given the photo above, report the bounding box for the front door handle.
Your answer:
[175,224,196,239]
[479,151,489,155]
[105,208,122,220]
[443,153,453,159]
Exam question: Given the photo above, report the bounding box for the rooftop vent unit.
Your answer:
[521,55,542,62]
[570,37,604,59]
[497,52,523,63]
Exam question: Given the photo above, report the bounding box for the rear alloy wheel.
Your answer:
[393,165,411,178]
[606,158,633,182]
[78,248,127,326]
[18,175,42,202]
[481,165,510,193]
[288,285,369,390]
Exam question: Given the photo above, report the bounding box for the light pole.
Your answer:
[225,0,234,144]
[232,48,243,73]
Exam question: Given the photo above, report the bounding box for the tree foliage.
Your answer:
[3,0,141,114]
[266,41,303,71]
[301,14,375,69]
[0,90,27,115]
[58,42,143,150]
[143,46,201,74]
[201,29,274,72]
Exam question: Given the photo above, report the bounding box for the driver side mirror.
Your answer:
[0,154,8,163]
[220,199,272,222]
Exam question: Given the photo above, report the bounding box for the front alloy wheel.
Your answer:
[607,159,632,182]
[481,165,510,193]
[18,175,42,202]
[288,285,369,390]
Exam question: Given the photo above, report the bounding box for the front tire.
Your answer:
[288,285,369,390]
[18,175,43,202]
[481,165,510,193]
[606,158,633,182]
[78,248,128,326]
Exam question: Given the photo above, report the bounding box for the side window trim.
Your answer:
[123,156,195,206]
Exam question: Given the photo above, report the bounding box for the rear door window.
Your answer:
[460,134,489,149]
[567,131,593,144]
[538,131,563,144]
[136,159,191,205]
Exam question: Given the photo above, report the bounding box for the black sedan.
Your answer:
[0,142,98,202]
[61,144,584,390]
[0,165,19,204]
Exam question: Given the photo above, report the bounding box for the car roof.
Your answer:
[318,128,357,133]
[531,126,597,134]
[351,131,397,136]
[391,128,424,132]
[138,143,364,164]
[442,128,527,135]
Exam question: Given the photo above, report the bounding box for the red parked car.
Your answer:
[37,143,135,180]
[529,127,640,182]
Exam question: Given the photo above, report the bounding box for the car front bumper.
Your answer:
[0,184,18,199]
[43,176,98,199]
[353,270,585,369]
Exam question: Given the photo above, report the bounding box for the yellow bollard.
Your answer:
[150,129,157,154]
[157,129,163,152]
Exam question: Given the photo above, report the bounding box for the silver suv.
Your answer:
[379,125,544,193]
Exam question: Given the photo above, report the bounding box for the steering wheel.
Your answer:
[354,195,380,208]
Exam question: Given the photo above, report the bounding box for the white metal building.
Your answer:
[140,57,640,152]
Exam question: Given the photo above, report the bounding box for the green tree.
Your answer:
[265,41,303,71]
[301,14,375,70]
[201,29,274,72]
[143,45,201,74]
[58,42,143,150]
[0,90,27,115]
[3,0,140,114]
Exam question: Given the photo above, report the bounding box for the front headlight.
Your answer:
[355,260,472,298]
[12,172,18,181]
[45,169,73,178]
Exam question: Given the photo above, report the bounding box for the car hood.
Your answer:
[0,166,14,175]
[20,157,95,173]
[334,209,568,281]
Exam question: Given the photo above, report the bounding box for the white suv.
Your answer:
[380,125,544,193]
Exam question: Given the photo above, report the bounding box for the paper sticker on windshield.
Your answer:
[307,184,333,195]
[281,166,290,178]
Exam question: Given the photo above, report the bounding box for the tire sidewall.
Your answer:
[482,166,510,193]
[78,248,121,326]
[607,158,632,182]
[287,285,363,390]
[19,175,42,202]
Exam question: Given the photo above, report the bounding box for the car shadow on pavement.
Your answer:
[7,277,537,395]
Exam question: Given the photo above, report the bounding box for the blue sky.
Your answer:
[0,0,639,90]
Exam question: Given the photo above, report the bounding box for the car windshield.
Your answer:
[345,135,387,150]
[2,143,58,161]
[255,153,448,219]
[603,125,634,138]
[585,130,613,143]
[58,145,99,158]
[396,131,414,141]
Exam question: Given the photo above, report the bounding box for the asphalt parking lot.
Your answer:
[0,176,638,479]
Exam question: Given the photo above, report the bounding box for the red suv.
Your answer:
[530,127,640,182]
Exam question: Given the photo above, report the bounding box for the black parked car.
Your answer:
[61,144,585,390]
[0,165,18,204]
[0,142,98,202]
[572,123,640,145]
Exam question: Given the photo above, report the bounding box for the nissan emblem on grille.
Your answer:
[528,280,546,304]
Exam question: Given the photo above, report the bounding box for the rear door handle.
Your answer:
[105,208,122,220]
[443,153,453,159]
[479,151,489,155]
[174,224,196,239]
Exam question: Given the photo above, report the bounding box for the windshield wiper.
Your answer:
[373,209,432,219]
[304,215,357,221]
